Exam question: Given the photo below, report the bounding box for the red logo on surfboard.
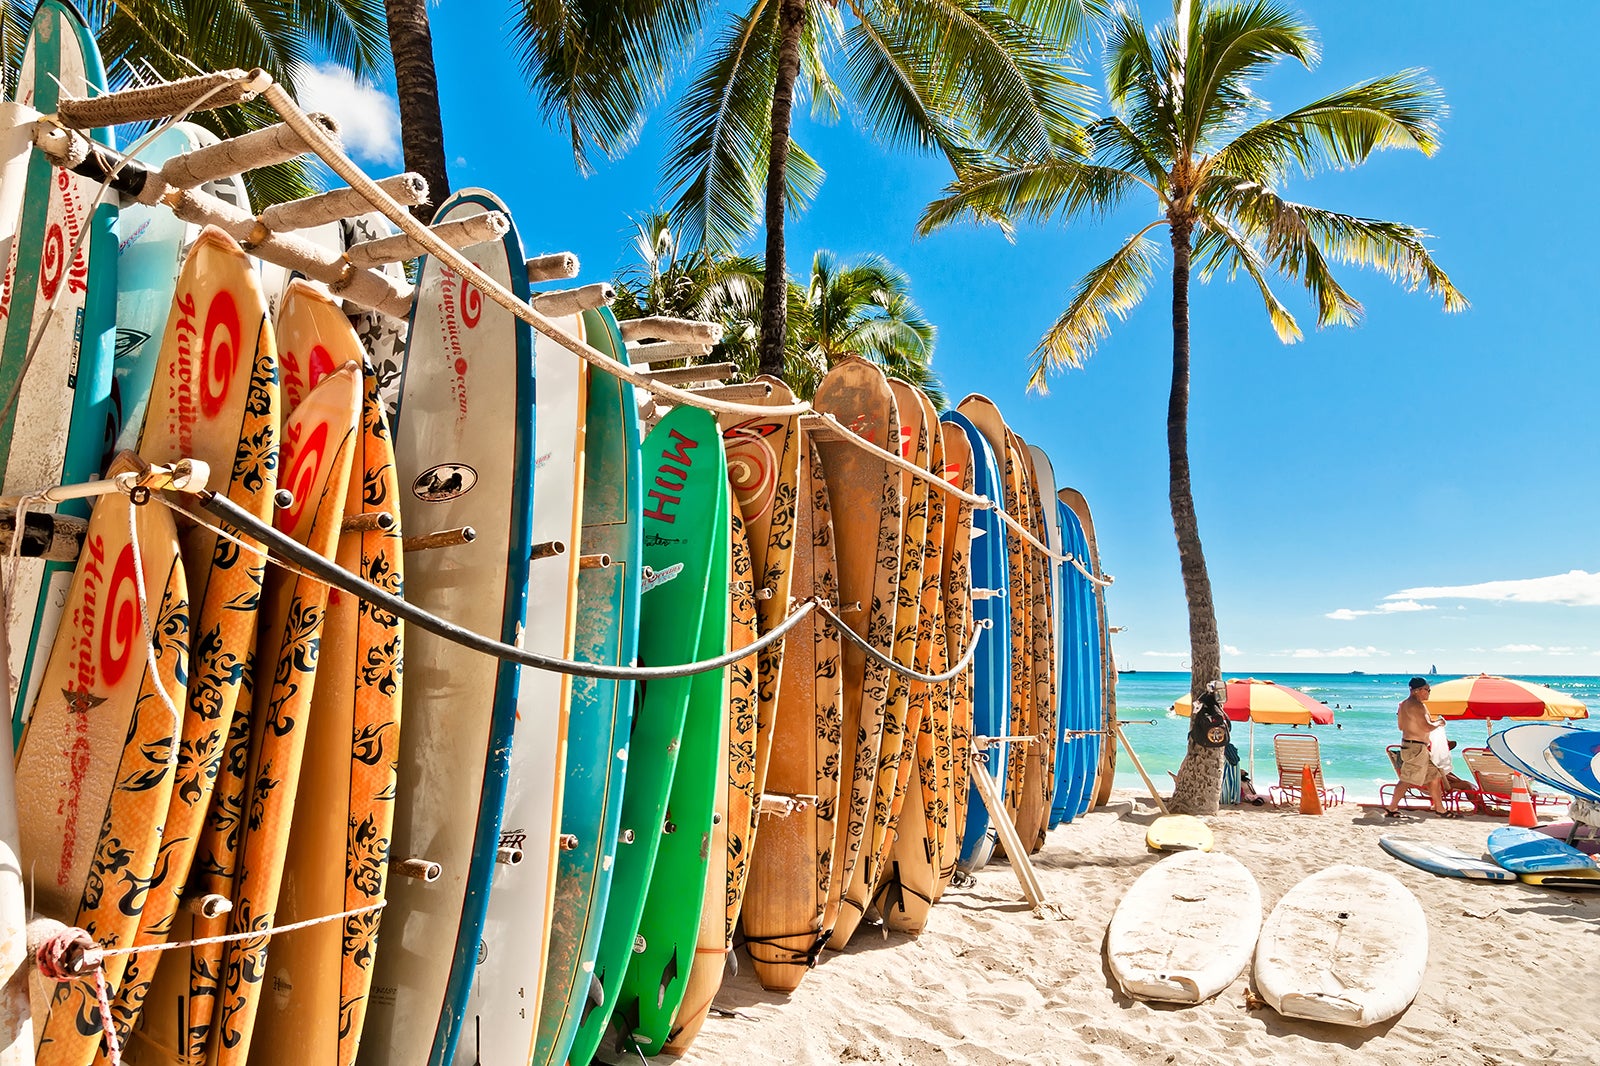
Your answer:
[278,421,330,534]
[201,290,243,417]
[100,543,139,688]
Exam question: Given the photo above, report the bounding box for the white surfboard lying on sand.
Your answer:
[1378,836,1515,882]
[1106,850,1261,1004]
[1254,864,1426,1027]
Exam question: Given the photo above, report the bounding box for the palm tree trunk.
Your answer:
[385,0,450,223]
[757,0,807,378]
[1165,220,1225,816]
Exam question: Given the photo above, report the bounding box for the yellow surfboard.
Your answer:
[248,302,401,1066]
[211,362,361,1066]
[117,225,279,1064]
[934,433,976,899]
[17,457,189,1066]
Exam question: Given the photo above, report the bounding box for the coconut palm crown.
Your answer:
[921,0,1466,812]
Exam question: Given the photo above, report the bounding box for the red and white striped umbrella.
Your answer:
[1173,678,1333,779]
[1424,674,1588,721]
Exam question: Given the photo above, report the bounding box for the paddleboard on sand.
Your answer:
[1106,851,1261,1004]
[362,188,537,1066]
[937,411,1009,875]
[1487,722,1595,802]
[1487,825,1599,874]
[16,452,188,1066]
[1146,814,1213,853]
[811,359,900,942]
[531,306,641,1066]
[740,433,842,993]
[1254,864,1427,1027]
[567,406,724,1066]
[1378,837,1515,881]
[3,0,118,742]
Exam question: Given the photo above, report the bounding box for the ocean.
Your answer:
[1109,671,1600,803]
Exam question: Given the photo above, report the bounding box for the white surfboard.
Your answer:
[1106,850,1261,1004]
[1254,864,1427,1027]
[458,312,586,1064]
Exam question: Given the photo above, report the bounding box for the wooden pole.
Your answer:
[1113,721,1169,814]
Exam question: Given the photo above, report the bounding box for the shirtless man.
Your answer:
[1384,677,1458,817]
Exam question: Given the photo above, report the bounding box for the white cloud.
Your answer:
[1223,645,1242,657]
[1325,599,1436,620]
[295,63,402,166]
[1389,570,1600,608]
[1285,645,1390,659]
[1496,643,1543,653]
[1141,651,1187,659]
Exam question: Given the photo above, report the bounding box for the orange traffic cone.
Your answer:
[1508,772,1537,828]
[1299,765,1324,815]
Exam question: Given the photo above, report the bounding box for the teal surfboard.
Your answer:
[1,0,117,743]
[532,306,643,1066]
[568,406,726,1066]
[617,455,729,1054]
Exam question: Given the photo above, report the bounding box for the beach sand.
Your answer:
[672,790,1600,1065]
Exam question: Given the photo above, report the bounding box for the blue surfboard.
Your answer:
[1488,722,1598,802]
[1548,730,1600,801]
[939,411,1010,873]
[1487,826,1599,874]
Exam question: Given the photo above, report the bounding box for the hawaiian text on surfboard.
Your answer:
[437,270,481,421]
[169,288,242,453]
[643,429,700,523]
[41,169,90,303]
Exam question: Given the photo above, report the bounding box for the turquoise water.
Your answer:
[1110,672,1600,803]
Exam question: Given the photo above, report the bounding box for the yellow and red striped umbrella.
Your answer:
[1424,674,1588,721]
[1172,678,1334,725]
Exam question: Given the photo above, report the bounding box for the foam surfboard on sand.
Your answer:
[1106,850,1260,1004]
[1378,837,1516,881]
[1487,826,1599,875]
[1254,864,1427,1027]
[1146,814,1213,853]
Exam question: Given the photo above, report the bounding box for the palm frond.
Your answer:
[1209,69,1445,183]
[663,0,782,249]
[1102,3,1177,162]
[918,155,1140,236]
[802,0,845,123]
[841,14,976,172]
[1031,225,1163,388]
[1184,0,1317,151]
[1192,214,1301,341]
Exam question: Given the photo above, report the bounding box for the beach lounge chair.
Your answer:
[1380,744,1472,813]
[1268,733,1345,808]
[1462,747,1567,813]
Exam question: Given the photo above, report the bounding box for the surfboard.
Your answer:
[0,580,31,1063]
[618,463,729,1055]
[458,310,587,1066]
[740,434,842,993]
[341,212,410,421]
[1547,730,1600,799]
[111,123,252,456]
[1052,499,1092,826]
[1106,851,1261,1004]
[531,306,641,1066]
[1517,869,1600,889]
[1532,821,1600,856]
[0,103,36,295]
[1010,432,1055,854]
[661,506,757,1056]
[117,225,280,1065]
[250,359,400,1066]
[932,424,976,901]
[567,406,725,1066]
[2,0,118,743]
[362,188,537,1066]
[1487,826,1599,874]
[811,359,900,943]
[1378,837,1515,881]
[1254,864,1427,1027]
[833,378,926,949]
[1059,488,1108,816]
[1487,722,1596,802]
[1026,445,1071,834]
[937,412,1009,875]
[875,386,946,936]
[16,454,189,1066]
[212,362,360,1066]
[1146,814,1213,853]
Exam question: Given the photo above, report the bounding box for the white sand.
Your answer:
[674,790,1600,1065]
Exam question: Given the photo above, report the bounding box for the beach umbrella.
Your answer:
[1424,674,1589,722]
[1173,678,1334,779]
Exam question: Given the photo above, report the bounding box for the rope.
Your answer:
[175,491,816,682]
[1067,553,1114,587]
[818,606,990,684]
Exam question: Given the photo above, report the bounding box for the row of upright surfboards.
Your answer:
[0,3,1118,1065]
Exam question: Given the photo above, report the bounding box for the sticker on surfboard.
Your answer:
[412,462,477,501]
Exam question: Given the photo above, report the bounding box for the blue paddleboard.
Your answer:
[938,411,1009,873]
[1486,826,1600,875]
[1488,722,1597,802]
[1378,836,1515,881]
[1547,730,1600,800]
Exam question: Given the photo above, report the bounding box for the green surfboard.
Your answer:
[568,405,727,1066]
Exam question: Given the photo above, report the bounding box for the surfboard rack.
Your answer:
[261,174,430,230]
[578,553,612,570]
[0,457,211,507]
[403,527,477,553]
[0,510,87,561]
[641,363,737,388]
[625,340,716,366]
[345,212,508,267]
[183,893,233,919]
[530,540,567,560]
[757,793,818,818]
[53,68,271,129]
[342,512,396,534]
[394,858,442,882]
[965,753,1065,921]
[527,252,581,283]
[531,283,615,317]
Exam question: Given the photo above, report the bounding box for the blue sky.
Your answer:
[306,1,1599,677]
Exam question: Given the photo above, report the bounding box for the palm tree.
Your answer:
[383,0,448,219]
[662,0,1098,380]
[43,0,393,207]
[920,0,1466,813]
